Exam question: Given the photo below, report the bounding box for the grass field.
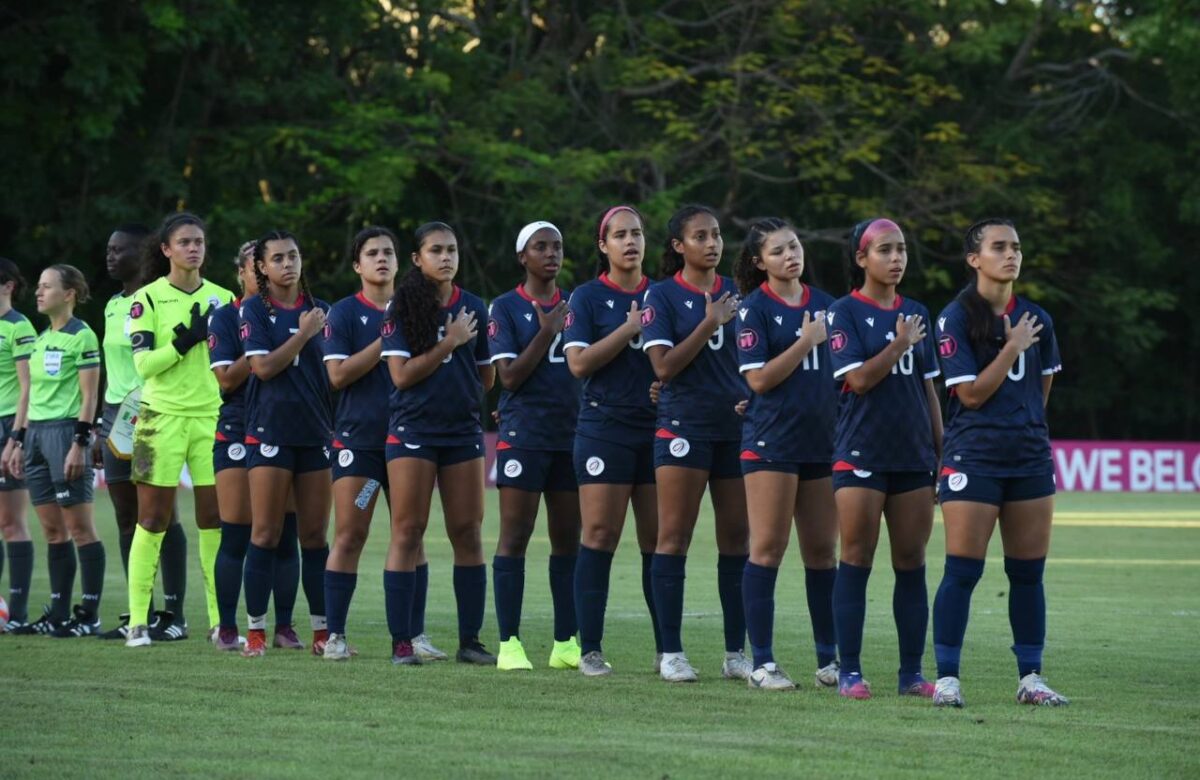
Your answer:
[4,491,1199,778]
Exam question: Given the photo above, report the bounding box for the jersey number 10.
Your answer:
[884,332,914,376]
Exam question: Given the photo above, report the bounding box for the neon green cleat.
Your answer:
[548,637,582,670]
[496,637,534,671]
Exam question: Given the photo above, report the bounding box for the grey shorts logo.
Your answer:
[227,443,246,461]
[338,449,354,468]
[669,437,691,458]
[259,444,279,458]
[586,456,605,476]
[503,460,523,478]
[947,473,969,492]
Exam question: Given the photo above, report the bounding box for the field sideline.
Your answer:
[4,491,1198,778]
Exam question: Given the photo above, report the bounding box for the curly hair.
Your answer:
[733,217,792,296]
[143,212,205,283]
[957,217,1018,360]
[386,222,455,356]
[661,204,717,278]
[252,229,312,319]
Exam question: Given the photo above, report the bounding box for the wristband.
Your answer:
[73,420,92,446]
[10,428,24,446]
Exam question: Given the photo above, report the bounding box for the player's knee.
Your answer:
[446,520,482,554]
[890,545,926,571]
[800,540,837,570]
[335,524,369,555]
[582,523,620,552]
[656,528,693,555]
[390,521,425,553]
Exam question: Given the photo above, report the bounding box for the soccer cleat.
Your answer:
[659,653,699,683]
[496,637,533,671]
[9,607,54,636]
[214,626,242,652]
[98,613,131,641]
[721,651,753,681]
[241,629,267,657]
[323,632,353,661]
[2,619,30,634]
[412,632,448,662]
[838,672,872,700]
[50,605,100,638]
[815,660,841,689]
[899,673,936,698]
[548,637,582,670]
[149,611,188,642]
[456,638,497,665]
[271,625,304,650]
[125,624,152,648]
[579,650,613,677]
[749,663,796,691]
[310,629,328,656]
[933,676,965,708]
[1016,673,1070,707]
[391,639,422,665]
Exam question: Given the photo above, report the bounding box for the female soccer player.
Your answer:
[826,217,942,699]
[6,265,105,636]
[732,218,839,690]
[642,205,751,683]
[931,219,1068,707]
[124,212,234,647]
[488,221,581,671]
[209,242,302,651]
[0,258,35,632]
[321,226,445,662]
[381,221,495,666]
[563,205,662,677]
[238,230,334,658]
[94,224,189,641]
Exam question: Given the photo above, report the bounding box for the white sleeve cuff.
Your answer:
[381,350,411,358]
[832,361,863,379]
[209,360,234,368]
[322,354,349,361]
[1042,365,1062,375]
[944,374,976,387]
[244,350,269,357]
[923,368,942,379]
[739,362,765,373]
[563,341,590,351]
[489,353,518,363]
[643,339,674,350]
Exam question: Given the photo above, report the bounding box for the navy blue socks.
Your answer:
[215,522,250,628]
[743,561,777,668]
[640,552,662,652]
[805,566,838,668]
[832,560,871,675]
[1005,556,1046,677]
[548,553,577,642]
[412,563,429,636]
[933,555,985,678]
[453,564,486,642]
[718,553,748,653]
[324,570,357,636]
[300,545,328,629]
[273,513,299,627]
[384,569,415,643]
[242,542,275,626]
[492,554,524,641]
[893,565,929,679]
[575,545,613,654]
[651,553,687,654]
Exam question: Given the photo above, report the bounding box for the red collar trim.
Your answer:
[355,291,388,312]
[598,272,648,293]
[674,271,722,295]
[851,288,902,311]
[270,293,305,311]
[441,285,462,309]
[515,284,561,306]
[1005,295,1017,315]
[760,281,810,309]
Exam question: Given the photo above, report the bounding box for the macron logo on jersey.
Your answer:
[605,300,614,309]
[865,317,874,327]
[738,308,748,321]
[773,315,783,326]
[360,315,369,325]
[684,300,694,309]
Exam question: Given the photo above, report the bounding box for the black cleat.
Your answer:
[97,613,131,640]
[50,605,101,638]
[9,607,56,636]
[456,638,497,665]
[148,610,189,641]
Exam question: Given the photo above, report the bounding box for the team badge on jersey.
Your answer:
[938,334,957,358]
[737,329,759,351]
[130,302,144,319]
[639,306,655,327]
[487,319,499,339]
[830,330,848,352]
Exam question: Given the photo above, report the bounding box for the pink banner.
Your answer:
[1053,440,1200,492]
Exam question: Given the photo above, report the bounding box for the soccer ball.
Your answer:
[0,595,8,632]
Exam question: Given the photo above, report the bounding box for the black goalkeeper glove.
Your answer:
[171,302,214,355]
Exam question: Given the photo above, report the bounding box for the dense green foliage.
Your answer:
[1,1,1195,437]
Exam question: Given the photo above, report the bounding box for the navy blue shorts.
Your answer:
[496,446,577,493]
[653,433,741,480]
[386,438,483,468]
[333,446,387,483]
[938,468,1055,507]
[832,468,934,495]
[247,442,330,473]
[212,437,249,474]
[741,458,832,480]
[574,432,655,486]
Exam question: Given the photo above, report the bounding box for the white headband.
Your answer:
[516,221,562,253]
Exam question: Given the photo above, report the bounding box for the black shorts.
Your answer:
[0,414,24,491]
[832,468,934,495]
[741,458,832,480]
[385,438,483,468]
[213,437,249,474]
[496,446,577,493]
[333,446,387,483]
[653,434,741,480]
[247,442,331,473]
[938,468,1055,507]
[574,431,655,486]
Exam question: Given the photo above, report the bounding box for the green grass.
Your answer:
[5,491,1199,778]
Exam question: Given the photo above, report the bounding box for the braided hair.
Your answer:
[143,212,205,282]
[661,204,717,278]
[0,257,27,300]
[958,217,1018,360]
[252,229,311,319]
[387,222,454,356]
[734,217,792,296]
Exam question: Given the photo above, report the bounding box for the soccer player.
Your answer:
[732,218,839,690]
[238,230,334,658]
[124,213,234,647]
[321,226,446,662]
[826,217,943,700]
[94,224,190,641]
[931,219,1068,707]
[487,221,582,671]
[6,265,105,636]
[381,221,495,666]
[642,205,751,683]
[0,258,35,632]
[210,243,303,651]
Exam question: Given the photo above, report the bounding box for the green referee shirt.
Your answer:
[0,308,37,417]
[28,317,100,422]
[130,276,233,417]
[102,291,142,405]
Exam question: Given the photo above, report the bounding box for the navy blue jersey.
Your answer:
[937,296,1062,477]
[240,294,334,447]
[207,301,246,441]
[488,285,580,451]
[827,290,940,472]
[322,292,390,450]
[562,273,656,432]
[737,282,837,463]
[642,273,747,442]
[381,286,490,446]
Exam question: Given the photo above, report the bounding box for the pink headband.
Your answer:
[598,205,638,241]
[858,218,902,252]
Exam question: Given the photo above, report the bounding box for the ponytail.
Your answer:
[734,217,790,296]
[661,204,716,279]
[958,217,1017,358]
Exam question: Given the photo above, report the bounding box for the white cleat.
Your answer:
[933,676,965,708]
[659,653,698,683]
[125,624,152,648]
[749,663,796,691]
[815,659,840,689]
[721,651,753,681]
[1017,673,1069,706]
[323,632,353,661]
[580,650,613,677]
[412,632,448,662]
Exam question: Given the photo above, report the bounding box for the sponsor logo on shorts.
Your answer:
[259,444,279,458]
[503,459,523,478]
[338,449,354,468]
[227,443,246,461]
[586,456,605,476]
[852,469,873,478]
[669,437,691,458]
[947,472,968,492]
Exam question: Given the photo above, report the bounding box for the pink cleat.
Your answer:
[214,626,242,652]
[272,625,305,650]
[839,672,872,700]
